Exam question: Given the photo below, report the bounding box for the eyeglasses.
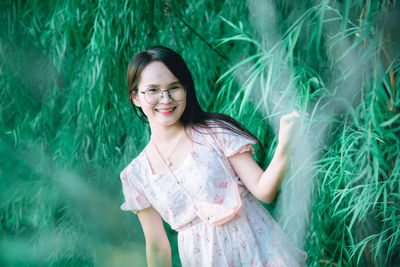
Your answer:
[139,85,186,105]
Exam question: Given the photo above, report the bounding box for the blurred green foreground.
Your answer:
[1,0,399,266]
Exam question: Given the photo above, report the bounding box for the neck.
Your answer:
[149,122,186,144]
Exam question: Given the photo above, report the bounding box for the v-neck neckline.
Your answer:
[143,125,197,176]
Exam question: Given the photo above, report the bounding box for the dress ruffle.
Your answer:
[206,122,256,158]
[120,166,151,213]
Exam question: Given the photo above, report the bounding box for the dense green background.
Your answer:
[1,0,399,266]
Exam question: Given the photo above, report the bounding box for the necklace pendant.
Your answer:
[166,160,172,166]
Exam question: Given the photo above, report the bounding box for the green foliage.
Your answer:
[1,0,399,266]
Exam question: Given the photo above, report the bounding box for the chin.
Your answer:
[156,117,182,127]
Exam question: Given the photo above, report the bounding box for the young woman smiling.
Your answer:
[120,46,307,266]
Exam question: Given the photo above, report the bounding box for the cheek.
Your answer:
[134,97,151,115]
[180,100,187,113]
[140,104,153,115]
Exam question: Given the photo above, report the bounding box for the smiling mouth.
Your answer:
[156,107,176,113]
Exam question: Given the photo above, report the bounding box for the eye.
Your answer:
[147,88,159,93]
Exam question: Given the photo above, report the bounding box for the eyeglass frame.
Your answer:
[138,85,187,105]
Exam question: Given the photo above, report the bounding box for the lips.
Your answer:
[156,107,176,114]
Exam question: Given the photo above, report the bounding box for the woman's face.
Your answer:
[133,61,187,129]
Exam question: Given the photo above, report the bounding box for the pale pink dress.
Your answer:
[120,124,307,266]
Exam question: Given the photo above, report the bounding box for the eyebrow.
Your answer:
[145,81,181,88]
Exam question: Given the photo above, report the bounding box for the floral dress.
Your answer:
[120,124,307,266]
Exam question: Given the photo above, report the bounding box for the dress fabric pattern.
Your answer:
[120,124,307,266]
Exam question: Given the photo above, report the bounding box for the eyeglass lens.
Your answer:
[145,87,186,104]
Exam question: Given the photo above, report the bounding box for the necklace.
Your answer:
[151,128,185,167]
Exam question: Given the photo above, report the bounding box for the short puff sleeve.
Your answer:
[120,167,151,214]
[210,125,257,158]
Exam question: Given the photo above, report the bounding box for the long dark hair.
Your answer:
[126,46,262,151]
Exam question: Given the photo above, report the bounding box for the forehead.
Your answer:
[139,61,179,87]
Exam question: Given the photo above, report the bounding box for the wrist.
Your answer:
[275,142,289,158]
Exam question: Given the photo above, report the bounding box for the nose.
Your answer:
[159,90,172,104]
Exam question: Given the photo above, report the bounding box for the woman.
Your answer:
[120,46,306,266]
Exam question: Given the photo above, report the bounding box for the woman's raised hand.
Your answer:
[278,111,301,152]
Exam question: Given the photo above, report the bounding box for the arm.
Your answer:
[228,111,299,203]
[228,144,288,203]
[136,207,172,267]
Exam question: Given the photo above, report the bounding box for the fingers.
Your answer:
[280,111,311,121]
[291,111,300,118]
[280,111,300,122]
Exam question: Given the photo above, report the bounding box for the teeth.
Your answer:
[158,107,174,112]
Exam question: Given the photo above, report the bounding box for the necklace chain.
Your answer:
[151,129,185,167]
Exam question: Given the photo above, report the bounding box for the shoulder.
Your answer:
[196,119,235,133]
[200,119,242,138]
[195,119,256,157]
[120,149,147,182]
[191,120,227,143]
[193,119,251,146]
